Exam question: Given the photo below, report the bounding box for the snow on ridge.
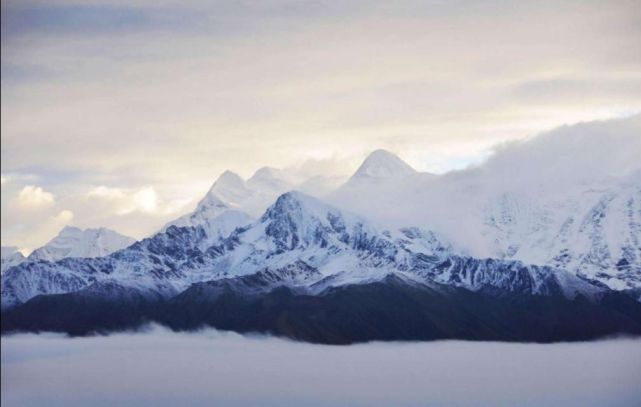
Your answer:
[27,226,136,263]
[351,149,417,180]
[0,187,614,310]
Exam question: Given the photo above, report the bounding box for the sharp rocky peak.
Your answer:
[263,191,333,221]
[258,191,378,252]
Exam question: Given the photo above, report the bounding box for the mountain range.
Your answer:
[2,119,641,343]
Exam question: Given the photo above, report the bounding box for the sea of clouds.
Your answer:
[2,326,640,406]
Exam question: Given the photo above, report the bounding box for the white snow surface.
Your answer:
[162,166,299,231]
[351,149,417,180]
[27,226,136,263]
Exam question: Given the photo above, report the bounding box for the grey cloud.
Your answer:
[1,5,150,38]
[0,0,372,46]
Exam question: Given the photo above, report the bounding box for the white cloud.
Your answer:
[4,209,76,255]
[286,154,359,180]
[54,209,74,223]
[2,327,640,406]
[3,182,194,249]
[16,185,55,210]
[479,114,641,191]
[130,187,158,214]
[88,185,189,216]
[329,115,641,256]
[1,175,8,185]
[87,186,126,200]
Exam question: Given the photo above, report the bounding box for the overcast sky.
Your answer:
[1,0,640,250]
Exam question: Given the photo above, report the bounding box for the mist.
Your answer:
[2,327,640,407]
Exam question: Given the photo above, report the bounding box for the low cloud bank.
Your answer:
[2,326,640,407]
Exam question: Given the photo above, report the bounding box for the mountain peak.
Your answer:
[55,226,134,242]
[251,166,282,180]
[352,149,416,180]
[209,171,249,203]
[259,190,375,252]
[205,171,247,199]
[59,225,82,235]
[195,171,248,214]
[262,190,352,230]
[27,226,136,263]
[262,190,369,233]
[248,166,292,192]
[265,191,320,217]
[214,170,245,188]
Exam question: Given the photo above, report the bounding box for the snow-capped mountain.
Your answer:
[3,147,639,310]
[479,176,641,290]
[351,149,417,181]
[334,149,433,197]
[163,166,297,232]
[1,224,207,308]
[27,226,136,263]
[0,190,608,309]
[2,117,640,341]
[161,182,254,250]
[2,189,639,342]
[0,191,400,307]
[1,228,136,274]
[1,247,25,273]
[164,171,252,228]
[329,145,641,290]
